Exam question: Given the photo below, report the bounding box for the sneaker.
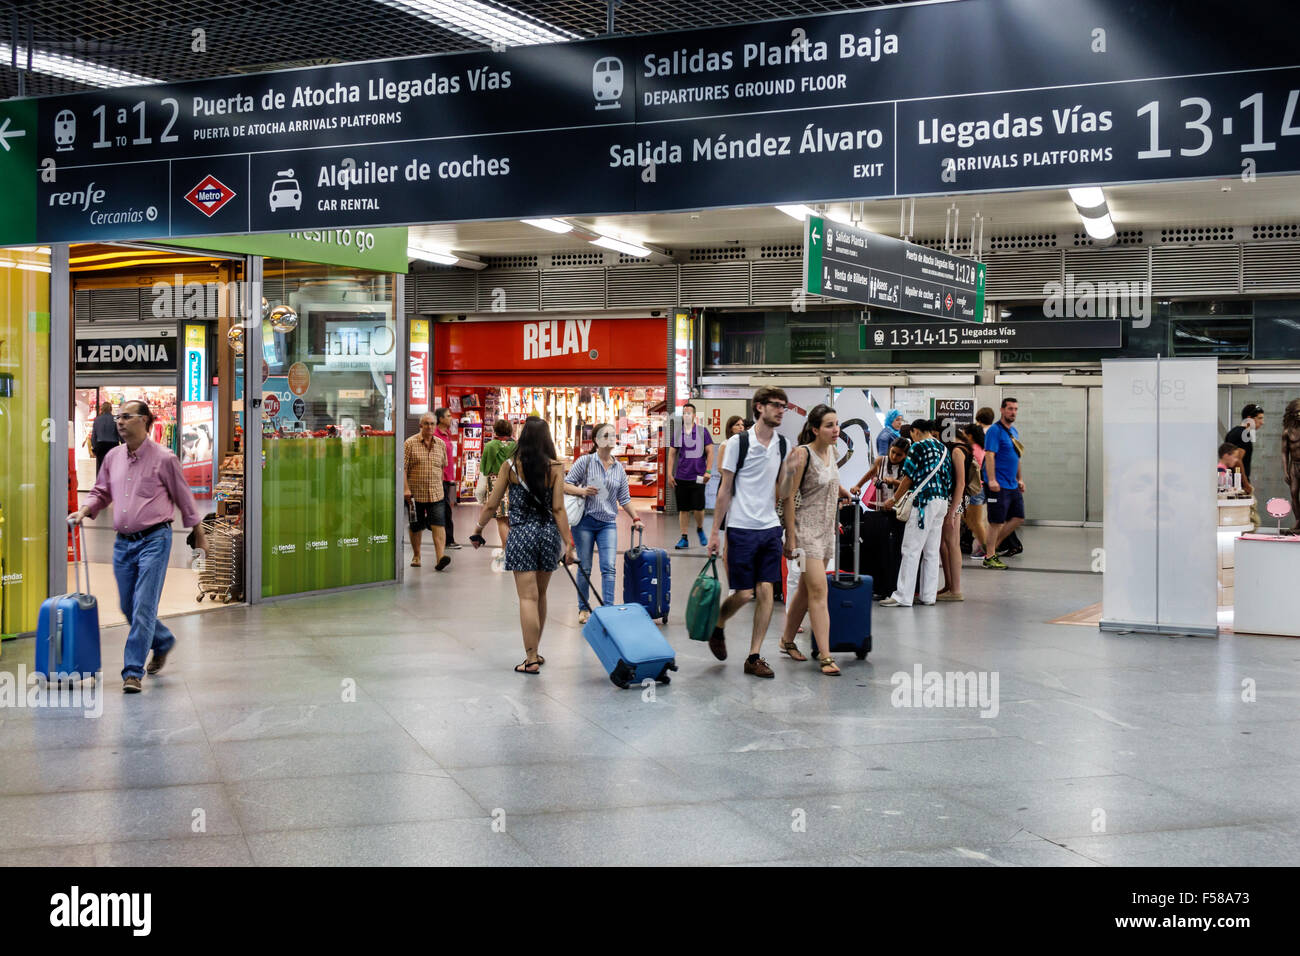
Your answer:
[674,535,690,550]
[122,676,142,694]
[708,626,727,661]
[435,556,451,571]
[971,547,985,559]
[982,555,1008,570]
[696,530,707,547]
[880,597,906,607]
[447,542,463,550]
[1001,545,1023,557]
[146,648,170,675]
[936,592,964,602]
[743,655,774,678]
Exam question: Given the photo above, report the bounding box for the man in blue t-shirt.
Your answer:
[982,397,1025,568]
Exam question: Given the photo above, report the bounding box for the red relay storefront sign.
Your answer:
[436,317,666,383]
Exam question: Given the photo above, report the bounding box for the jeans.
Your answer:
[113,525,177,679]
[442,480,457,542]
[573,514,617,611]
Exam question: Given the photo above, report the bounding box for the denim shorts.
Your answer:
[966,488,986,506]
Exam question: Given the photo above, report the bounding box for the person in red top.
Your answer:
[71,400,206,693]
[433,407,461,549]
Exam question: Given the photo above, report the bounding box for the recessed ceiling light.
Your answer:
[590,236,651,258]
[378,0,578,47]
[1080,214,1116,241]
[1068,187,1107,209]
[407,246,459,266]
[0,42,159,87]
[520,218,573,233]
[776,204,816,221]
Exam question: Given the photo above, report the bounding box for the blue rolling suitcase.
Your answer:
[35,525,102,681]
[565,564,678,689]
[622,526,671,624]
[825,498,872,660]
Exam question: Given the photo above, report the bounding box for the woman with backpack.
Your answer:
[937,425,977,602]
[776,404,852,675]
[472,417,577,674]
[563,422,644,624]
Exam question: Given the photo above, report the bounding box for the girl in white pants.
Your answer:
[890,496,949,606]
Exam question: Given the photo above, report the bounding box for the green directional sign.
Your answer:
[0,99,37,247]
[803,213,986,324]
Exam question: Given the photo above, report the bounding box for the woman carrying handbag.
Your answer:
[563,423,643,624]
[879,419,953,608]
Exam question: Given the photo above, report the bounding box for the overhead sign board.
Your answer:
[804,215,985,321]
[3,0,1300,245]
[859,318,1123,351]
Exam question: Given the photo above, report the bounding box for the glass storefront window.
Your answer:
[0,247,51,638]
[257,260,396,597]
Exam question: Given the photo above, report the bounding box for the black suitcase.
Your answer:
[838,502,900,599]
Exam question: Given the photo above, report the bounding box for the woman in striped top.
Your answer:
[564,423,643,623]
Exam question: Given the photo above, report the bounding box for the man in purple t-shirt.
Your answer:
[667,403,715,549]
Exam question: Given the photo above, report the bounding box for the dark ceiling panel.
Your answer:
[1,0,911,98]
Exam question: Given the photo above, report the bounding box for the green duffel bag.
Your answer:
[686,557,723,641]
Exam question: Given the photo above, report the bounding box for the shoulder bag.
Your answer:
[894,444,949,523]
[564,454,589,528]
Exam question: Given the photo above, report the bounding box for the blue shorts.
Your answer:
[986,488,1025,523]
[967,487,986,506]
[726,526,784,592]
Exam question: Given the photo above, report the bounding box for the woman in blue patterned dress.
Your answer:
[472,417,576,674]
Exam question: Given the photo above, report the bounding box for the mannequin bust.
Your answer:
[1284,398,1300,533]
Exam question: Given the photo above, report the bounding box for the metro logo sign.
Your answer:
[184,175,236,217]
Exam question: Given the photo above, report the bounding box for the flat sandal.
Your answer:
[817,655,841,676]
[779,640,807,662]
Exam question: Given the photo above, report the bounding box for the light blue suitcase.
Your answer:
[35,526,101,681]
[565,564,677,688]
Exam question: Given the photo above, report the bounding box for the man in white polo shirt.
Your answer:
[707,386,789,678]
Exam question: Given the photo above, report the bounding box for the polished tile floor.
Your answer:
[2,515,1297,866]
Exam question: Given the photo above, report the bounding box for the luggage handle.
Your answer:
[835,494,862,585]
[66,517,94,609]
[628,523,644,557]
[562,559,605,608]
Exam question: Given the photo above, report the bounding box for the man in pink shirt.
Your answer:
[72,400,206,693]
[433,407,461,549]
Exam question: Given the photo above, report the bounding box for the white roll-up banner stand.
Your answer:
[1101,357,1219,637]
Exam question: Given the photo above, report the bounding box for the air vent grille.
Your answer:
[1243,242,1300,292]
[1251,224,1300,240]
[688,246,747,262]
[1159,226,1235,243]
[759,243,803,259]
[414,270,477,313]
[483,254,538,269]
[540,268,606,311]
[607,265,678,308]
[1151,246,1241,295]
[990,233,1057,251]
[679,262,750,305]
[983,251,1063,299]
[550,251,606,268]
[477,271,540,312]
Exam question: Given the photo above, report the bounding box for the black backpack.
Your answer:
[733,431,788,479]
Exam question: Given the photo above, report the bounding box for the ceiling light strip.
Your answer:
[0,42,159,88]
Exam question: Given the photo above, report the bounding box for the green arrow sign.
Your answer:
[0,99,36,247]
[803,216,825,295]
